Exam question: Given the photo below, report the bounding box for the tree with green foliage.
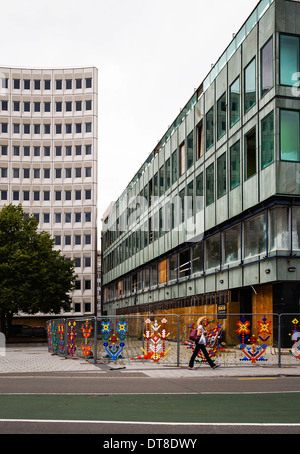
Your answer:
[0,204,76,334]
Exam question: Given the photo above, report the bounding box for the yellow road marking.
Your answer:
[238,377,277,380]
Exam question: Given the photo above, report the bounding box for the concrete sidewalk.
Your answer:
[1,344,300,378]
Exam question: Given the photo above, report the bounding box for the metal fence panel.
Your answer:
[178,313,279,367]
[95,314,179,365]
[46,313,300,368]
[64,317,96,360]
[279,314,300,366]
[46,319,65,355]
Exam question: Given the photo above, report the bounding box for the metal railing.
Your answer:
[46,313,300,367]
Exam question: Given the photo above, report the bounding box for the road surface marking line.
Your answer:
[1,390,300,395]
[0,419,299,427]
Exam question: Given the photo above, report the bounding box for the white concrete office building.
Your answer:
[0,66,98,317]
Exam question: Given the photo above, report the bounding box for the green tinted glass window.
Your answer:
[261,38,273,96]
[206,163,214,206]
[165,157,170,190]
[192,243,203,274]
[217,93,226,140]
[261,111,274,169]
[245,128,256,180]
[206,107,214,150]
[280,34,300,86]
[169,254,177,281]
[153,172,158,196]
[244,213,266,258]
[159,165,164,196]
[187,180,194,218]
[280,110,300,162]
[195,172,203,213]
[172,149,177,184]
[269,207,290,253]
[223,224,241,265]
[179,142,185,175]
[196,172,203,197]
[179,188,185,223]
[205,234,220,270]
[244,59,256,113]
[230,78,240,127]
[230,141,240,190]
[217,153,226,199]
[187,131,194,169]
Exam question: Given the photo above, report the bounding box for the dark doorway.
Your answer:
[240,287,252,314]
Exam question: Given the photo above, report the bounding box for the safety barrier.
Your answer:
[46,313,300,367]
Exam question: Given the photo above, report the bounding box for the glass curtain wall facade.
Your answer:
[102,0,300,317]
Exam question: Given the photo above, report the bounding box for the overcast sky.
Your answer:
[0,0,259,232]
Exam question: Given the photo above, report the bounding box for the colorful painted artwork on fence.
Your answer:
[289,318,300,359]
[135,317,170,362]
[100,319,128,361]
[237,315,271,363]
[68,320,77,357]
[80,320,94,359]
[57,322,65,356]
[47,320,59,354]
[185,320,223,364]
[47,322,53,353]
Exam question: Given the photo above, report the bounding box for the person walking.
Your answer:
[188,316,220,370]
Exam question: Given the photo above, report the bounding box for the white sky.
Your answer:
[0,0,259,242]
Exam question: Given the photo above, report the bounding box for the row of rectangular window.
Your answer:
[105,32,298,242]
[1,167,92,178]
[74,257,92,268]
[0,189,92,201]
[74,280,92,291]
[189,33,299,162]
[2,77,92,90]
[1,144,92,156]
[1,100,92,112]
[105,109,273,240]
[121,39,272,203]
[116,103,299,240]
[55,234,92,246]
[206,37,273,151]
[103,205,300,292]
[73,302,92,313]
[21,211,92,223]
[121,33,294,201]
[168,37,273,173]
[1,122,92,134]
[105,102,297,249]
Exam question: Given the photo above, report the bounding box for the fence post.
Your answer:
[93,316,97,364]
[278,314,281,368]
[177,315,180,367]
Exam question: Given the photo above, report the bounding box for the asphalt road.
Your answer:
[0,374,299,394]
[0,375,299,435]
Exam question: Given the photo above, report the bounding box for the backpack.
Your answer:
[189,329,200,342]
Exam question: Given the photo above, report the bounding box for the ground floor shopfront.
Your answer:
[102,279,300,357]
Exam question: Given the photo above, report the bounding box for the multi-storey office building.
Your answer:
[102,0,300,318]
[0,66,98,317]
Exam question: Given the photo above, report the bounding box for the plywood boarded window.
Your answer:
[159,258,168,284]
